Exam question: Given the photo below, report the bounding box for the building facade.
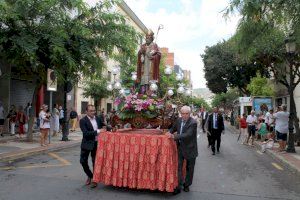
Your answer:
[160,47,174,67]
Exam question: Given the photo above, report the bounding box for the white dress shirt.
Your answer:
[87,116,100,141]
[246,115,257,125]
[213,113,218,129]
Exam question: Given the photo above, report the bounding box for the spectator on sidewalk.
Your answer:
[7,105,17,136]
[257,118,268,142]
[261,133,274,153]
[24,102,32,133]
[274,105,289,152]
[16,106,26,138]
[69,108,79,132]
[51,104,60,137]
[39,104,51,147]
[265,109,275,136]
[239,113,248,144]
[59,105,64,132]
[0,101,5,137]
[246,110,258,146]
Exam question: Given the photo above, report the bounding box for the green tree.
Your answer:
[202,40,264,95]
[211,88,239,110]
[0,0,139,141]
[247,74,274,96]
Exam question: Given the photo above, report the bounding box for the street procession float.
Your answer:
[93,29,192,192]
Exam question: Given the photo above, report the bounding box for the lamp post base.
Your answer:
[287,131,296,153]
[286,147,296,153]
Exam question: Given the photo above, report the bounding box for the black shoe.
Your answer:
[172,188,181,195]
[217,150,220,153]
[212,152,215,155]
[90,181,97,188]
[183,186,190,192]
[0,133,3,137]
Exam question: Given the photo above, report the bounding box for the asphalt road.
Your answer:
[0,126,300,200]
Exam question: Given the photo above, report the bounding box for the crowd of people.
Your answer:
[238,105,289,152]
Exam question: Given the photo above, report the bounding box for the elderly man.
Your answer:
[246,110,258,146]
[167,105,198,194]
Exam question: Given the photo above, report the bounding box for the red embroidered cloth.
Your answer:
[93,129,178,192]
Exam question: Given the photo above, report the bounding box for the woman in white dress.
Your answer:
[51,104,60,136]
[39,105,50,146]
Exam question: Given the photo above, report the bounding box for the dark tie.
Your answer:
[180,120,186,135]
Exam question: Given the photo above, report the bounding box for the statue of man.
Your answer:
[137,30,161,86]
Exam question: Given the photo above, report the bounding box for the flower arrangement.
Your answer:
[114,93,164,120]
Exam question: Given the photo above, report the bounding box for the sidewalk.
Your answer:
[0,130,82,162]
[226,122,300,175]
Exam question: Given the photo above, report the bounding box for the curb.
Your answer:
[0,140,81,162]
[226,124,300,175]
[263,147,300,175]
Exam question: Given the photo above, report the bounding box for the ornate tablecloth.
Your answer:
[93,129,178,192]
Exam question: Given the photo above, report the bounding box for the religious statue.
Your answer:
[137,30,161,86]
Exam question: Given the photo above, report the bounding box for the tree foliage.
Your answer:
[246,73,275,96]
[211,88,239,110]
[202,40,264,95]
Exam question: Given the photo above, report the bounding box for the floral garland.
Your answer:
[114,93,164,120]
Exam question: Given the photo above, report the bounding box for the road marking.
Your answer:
[0,153,71,171]
[18,164,67,169]
[48,153,71,166]
[256,150,263,155]
[272,162,283,170]
[0,166,15,170]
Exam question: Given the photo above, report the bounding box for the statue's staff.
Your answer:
[154,24,164,43]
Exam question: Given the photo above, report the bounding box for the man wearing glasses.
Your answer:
[167,105,198,195]
[79,105,105,188]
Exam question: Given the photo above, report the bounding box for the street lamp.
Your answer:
[285,35,297,153]
[107,66,122,110]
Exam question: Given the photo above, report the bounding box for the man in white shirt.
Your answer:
[246,110,258,146]
[79,105,105,188]
[273,105,289,152]
[265,109,275,133]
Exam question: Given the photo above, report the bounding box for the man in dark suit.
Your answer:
[167,105,198,195]
[80,105,105,188]
[207,107,224,155]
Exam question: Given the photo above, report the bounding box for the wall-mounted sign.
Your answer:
[47,69,57,91]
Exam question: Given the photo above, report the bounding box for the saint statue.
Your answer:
[137,30,161,86]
